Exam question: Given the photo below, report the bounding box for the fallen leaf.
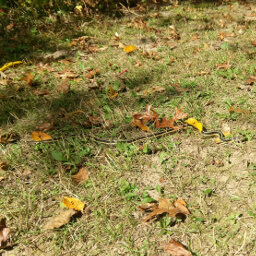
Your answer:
[20,71,35,86]
[0,162,8,171]
[171,83,189,93]
[0,177,4,182]
[0,61,23,72]
[216,59,231,70]
[141,198,190,222]
[62,197,85,212]
[163,239,193,256]
[36,119,54,131]
[32,89,50,96]
[123,45,138,53]
[135,62,142,67]
[57,70,78,80]
[72,167,89,184]
[85,69,100,79]
[246,76,256,85]
[229,105,251,115]
[31,131,52,141]
[252,39,256,46]
[0,218,11,248]
[58,80,70,93]
[84,115,100,126]
[109,85,118,98]
[185,118,203,132]
[43,209,77,230]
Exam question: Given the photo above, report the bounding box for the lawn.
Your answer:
[0,1,256,255]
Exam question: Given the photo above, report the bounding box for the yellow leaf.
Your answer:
[31,131,52,141]
[185,118,203,132]
[0,61,23,72]
[62,197,84,213]
[123,45,138,53]
[109,85,118,98]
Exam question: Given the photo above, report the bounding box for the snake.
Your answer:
[92,124,235,145]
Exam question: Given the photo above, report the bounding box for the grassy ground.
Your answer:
[1,1,256,255]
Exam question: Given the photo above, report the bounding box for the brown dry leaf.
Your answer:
[251,39,256,46]
[216,59,231,70]
[0,162,8,171]
[72,167,89,184]
[131,118,151,132]
[43,209,77,230]
[84,115,100,126]
[171,83,189,93]
[58,80,70,93]
[36,119,54,131]
[64,110,84,119]
[229,105,251,115]
[57,70,78,80]
[135,62,142,68]
[246,76,256,85]
[20,71,35,86]
[109,85,118,98]
[31,131,52,141]
[0,132,18,144]
[196,71,211,76]
[0,177,4,182]
[156,108,188,130]
[219,32,236,40]
[163,239,193,256]
[85,69,100,79]
[32,89,50,96]
[141,198,190,222]
[0,218,11,248]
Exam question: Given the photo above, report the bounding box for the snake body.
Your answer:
[92,127,232,145]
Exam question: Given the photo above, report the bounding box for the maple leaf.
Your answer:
[0,218,11,248]
[156,108,188,130]
[20,71,35,86]
[140,198,190,222]
[43,209,77,230]
[216,59,231,70]
[162,239,193,256]
[72,167,89,184]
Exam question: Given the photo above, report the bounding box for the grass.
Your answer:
[1,1,256,255]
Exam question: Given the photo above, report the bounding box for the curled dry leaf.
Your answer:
[246,76,256,85]
[72,167,89,184]
[163,239,193,256]
[20,71,35,86]
[58,80,70,93]
[31,131,52,141]
[57,70,78,80]
[0,162,8,171]
[62,197,85,213]
[43,209,77,230]
[185,118,203,132]
[140,198,190,222]
[85,69,100,79]
[0,218,11,248]
[216,59,231,70]
[36,119,54,131]
[229,105,251,115]
[109,85,118,98]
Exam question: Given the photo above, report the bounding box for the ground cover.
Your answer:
[0,1,256,255]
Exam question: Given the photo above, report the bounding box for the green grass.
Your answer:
[1,1,256,255]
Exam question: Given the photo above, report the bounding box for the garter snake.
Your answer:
[92,125,237,145]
